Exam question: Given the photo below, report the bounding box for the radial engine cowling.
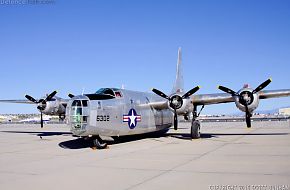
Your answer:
[234,88,259,113]
[167,94,193,115]
[39,99,66,116]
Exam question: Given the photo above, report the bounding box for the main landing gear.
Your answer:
[92,136,108,149]
[190,105,204,139]
[191,119,200,139]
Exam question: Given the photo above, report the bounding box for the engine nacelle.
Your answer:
[40,98,66,116]
[234,88,259,113]
[167,94,193,115]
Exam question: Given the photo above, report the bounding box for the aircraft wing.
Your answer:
[0,100,35,104]
[191,93,234,105]
[147,101,168,110]
[0,99,69,106]
[144,93,234,110]
[258,89,290,99]
[191,89,290,105]
[148,89,290,109]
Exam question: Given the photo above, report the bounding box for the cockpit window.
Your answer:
[72,100,88,107]
[72,100,81,106]
[115,91,122,97]
[95,88,115,97]
[87,88,122,100]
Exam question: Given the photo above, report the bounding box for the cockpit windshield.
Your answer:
[95,88,116,97]
[85,88,122,100]
[95,88,122,97]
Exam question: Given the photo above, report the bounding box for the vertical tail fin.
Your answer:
[172,47,184,93]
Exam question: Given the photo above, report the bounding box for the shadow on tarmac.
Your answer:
[58,131,289,149]
[1,130,72,137]
[1,129,288,150]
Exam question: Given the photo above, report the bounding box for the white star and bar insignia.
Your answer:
[123,109,141,129]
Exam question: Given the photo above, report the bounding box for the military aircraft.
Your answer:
[0,91,67,127]
[64,48,290,149]
[1,48,290,149]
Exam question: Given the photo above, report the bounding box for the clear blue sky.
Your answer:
[0,0,290,114]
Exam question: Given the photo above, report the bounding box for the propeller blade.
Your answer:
[218,86,237,96]
[40,112,43,128]
[45,91,57,102]
[182,86,200,99]
[173,111,178,130]
[252,78,272,94]
[152,88,169,99]
[245,105,251,128]
[25,95,38,103]
[68,93,75,98]
[246,115,251,128]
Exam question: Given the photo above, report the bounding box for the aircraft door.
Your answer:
[154,110,163,127]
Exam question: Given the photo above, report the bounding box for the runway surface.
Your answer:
[0,121,290,190]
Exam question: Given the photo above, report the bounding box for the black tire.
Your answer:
[191,120,201,139]
[93,136,108,149]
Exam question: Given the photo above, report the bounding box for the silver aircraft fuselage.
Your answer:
[66,88,173,137]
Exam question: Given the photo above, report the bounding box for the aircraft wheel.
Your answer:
[93,136,108,149]
[191,120,201,139]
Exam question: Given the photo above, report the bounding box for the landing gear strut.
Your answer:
[92,136,108,149]
[59,115,65,122]
[190,105,204,139]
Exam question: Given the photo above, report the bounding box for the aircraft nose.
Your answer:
[67,97,90,136]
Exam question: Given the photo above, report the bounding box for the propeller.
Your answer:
[68,93,75,98]
[252,78,272,94]
[217,86,237,96]
[218,78,272,128]
[24,90,58,128]
[40,111,44,128]
[152,86,200,130]
[25,95,38,103]
[45,91,57,101]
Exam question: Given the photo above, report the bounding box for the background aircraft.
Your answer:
[0,91,67,127]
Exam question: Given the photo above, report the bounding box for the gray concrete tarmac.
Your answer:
[0,121,290,190]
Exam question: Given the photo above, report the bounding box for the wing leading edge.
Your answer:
[0,100,34,104]
[191,93,234,105]
[258,89,290,99]
[0,99,69,106]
